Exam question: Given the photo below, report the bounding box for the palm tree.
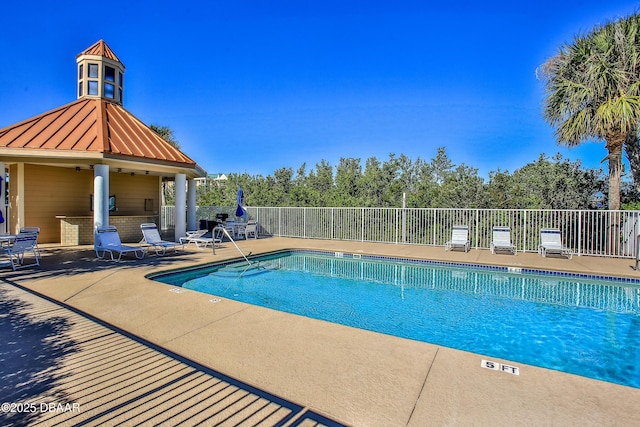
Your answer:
[625,129,640,192]
[540,13,640,210]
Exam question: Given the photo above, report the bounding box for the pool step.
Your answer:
[210,263,274,278]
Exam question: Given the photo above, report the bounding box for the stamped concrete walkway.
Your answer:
[0,283,339,427]
[2,237,640,426]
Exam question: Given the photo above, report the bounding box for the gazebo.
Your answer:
[0,40,206,244]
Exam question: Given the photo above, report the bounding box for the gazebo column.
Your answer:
[187,178,197,232]
[93,165,109,235]
[0,161,5,233]
[14,163,25,232]
[174,173,187,242]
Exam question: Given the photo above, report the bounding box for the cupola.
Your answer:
[76,40,125,104]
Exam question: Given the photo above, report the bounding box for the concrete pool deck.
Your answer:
[2,237,640,426]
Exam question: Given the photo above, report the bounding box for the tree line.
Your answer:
[189,147,635,210]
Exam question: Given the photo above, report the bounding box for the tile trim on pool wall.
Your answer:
[290,249,640,285]
[146,248,640,286]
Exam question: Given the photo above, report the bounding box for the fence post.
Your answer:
[523,210,527,253]
[394,208,398,244]
[474,209,479,250]
[402,192,407,244]
[577,210,582,257]
[432,208,437,246]
[331,208,334,240]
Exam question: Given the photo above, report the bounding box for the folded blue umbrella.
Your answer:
[235,187,244,217]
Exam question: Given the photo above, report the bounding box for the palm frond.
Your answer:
[542,12,640,146]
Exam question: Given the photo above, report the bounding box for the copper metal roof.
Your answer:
[0,98,196,167]
[77,39,122,64]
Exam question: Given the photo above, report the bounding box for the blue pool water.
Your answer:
[150,250,640,388]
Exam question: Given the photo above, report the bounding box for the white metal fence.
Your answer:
[161,206,640,258]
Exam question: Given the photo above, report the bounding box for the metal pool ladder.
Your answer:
[217,227,253,266]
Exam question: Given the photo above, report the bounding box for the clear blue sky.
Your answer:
[1,1,638,179]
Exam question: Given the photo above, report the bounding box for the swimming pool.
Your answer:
[150,250,640,388]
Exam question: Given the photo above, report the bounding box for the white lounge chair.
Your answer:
[179,228,222,249]
[95,226,145,261]
[538,228,573,259]
[445,225,470,252]
[0,234,40,270]
[491,226,516,255]
[140,223,183,255]
[179,229,207,247]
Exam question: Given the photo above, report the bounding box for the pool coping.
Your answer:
[148,248,640,286]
